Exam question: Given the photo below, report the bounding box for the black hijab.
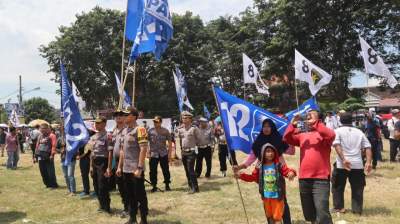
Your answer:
[252,119,289,160]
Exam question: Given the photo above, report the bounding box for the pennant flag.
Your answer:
[203,104,211,120]
[214,87,288,154]
[125,0,145,41]
[285,97,319,122]
[71,82,86,111]
[61,62,90,165]
[173,66,193,112]
[242,53,269,95]
[295,50,332,96]
[359,36,398,88]
[130,0,173,61]
[114,73,132,109]
[9,108,20,127]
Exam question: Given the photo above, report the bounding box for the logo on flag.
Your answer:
[214,87,288,154]
[359,36,398,88]
[61,62,89,165]
[295,49,332,96]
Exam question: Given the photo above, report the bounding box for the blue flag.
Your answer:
[125,0,145,41]
[214,87,288,154]
[114,72,132,109]
[285,97,319,122]
[203,104,211,119]
[173,66,194,112]
[61,62,89,165]
[130,0,173,61]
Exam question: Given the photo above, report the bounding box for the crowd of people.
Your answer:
[2,108,400,224]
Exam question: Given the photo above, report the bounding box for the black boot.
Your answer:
[140,214,148,224]
[165,183,171,191]
[125,217,137,224]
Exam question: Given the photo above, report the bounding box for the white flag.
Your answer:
[243,53,269,95]
[173,67,194,112]
[359,36,398,88]
[9,109,20,127]
[295,50,332,96]
[72,82,86,111]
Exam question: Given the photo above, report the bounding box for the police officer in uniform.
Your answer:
[89,116,113,213]
[148,116,172,192]
[116,108,149,224]
[195,117,214,178]
[109,110,129,216]
[177,111,201,194]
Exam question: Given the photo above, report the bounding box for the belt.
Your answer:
[198,144,212,148]
[182,147,196,152]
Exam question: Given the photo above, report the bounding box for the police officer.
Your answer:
[89,116,113,213]
[116,107,149,224]
[148,116,172,192]
[109,110,129,217]
[177,111,201,194]
[195,117,214,178]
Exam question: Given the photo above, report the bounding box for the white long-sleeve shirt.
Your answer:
[387,117,399,139]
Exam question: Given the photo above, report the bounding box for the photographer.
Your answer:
[283,110,335,224]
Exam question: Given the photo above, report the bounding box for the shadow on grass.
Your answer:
[292,221,308,224]
[363,206,392,216]
[171,179,231,193]
[0,211,27,224]
[149,208,167,216]
[150,219,183,224]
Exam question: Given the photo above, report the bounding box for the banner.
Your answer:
[173,66,194,112]
[61,62,90,165]
[214,87,288,154]
[243,53,269,95]
[285,97,319,122]
[359,36,398,88]
[203,104,211,120]
[72,82,86,111]
[295,49,332,96]
[9,109,20,127]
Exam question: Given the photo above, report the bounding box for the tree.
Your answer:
[23,98,57,123]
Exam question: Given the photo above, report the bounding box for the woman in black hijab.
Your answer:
[234,118,292,224]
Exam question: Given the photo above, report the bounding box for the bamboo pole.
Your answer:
[118,2,129,110]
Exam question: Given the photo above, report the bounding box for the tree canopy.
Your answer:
[40,1,399,116]
[23,97,57,123]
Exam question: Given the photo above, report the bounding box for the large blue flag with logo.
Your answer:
[214,87,288,154]
[285,97,319,122]
[130,0,173,61]
[125,0,145,41]
[61,62,89,165]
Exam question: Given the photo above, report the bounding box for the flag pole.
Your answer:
[210,84,250,224]
[294,79,300,109]
[132,60,137,107]
[118,1,129,110]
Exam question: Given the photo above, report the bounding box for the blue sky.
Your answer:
[0,0,376,108]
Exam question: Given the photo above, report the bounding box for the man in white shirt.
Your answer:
[387,109,400,162]
[331,112,372,215]
[325,112,339,130]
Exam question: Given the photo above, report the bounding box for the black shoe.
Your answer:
[151,187,157,193]
[165,184,171,191]
[140,215,148,224]
[125,218,138,224]
[205,174,211,178]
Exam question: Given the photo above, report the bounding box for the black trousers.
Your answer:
[218,144,238,172]
[79,155,91,194]
[195,146,212,177]
[389,139,400,162]
[124,173,148,219]
[149,155,171,187]
[332,168,365,214]
[182,151,198,190]
[92,157,110,210]
[299,179,333,224]
[113,157,129,211]
[38,158,58,188]
[368,138,379,168]
[30,141,37,159]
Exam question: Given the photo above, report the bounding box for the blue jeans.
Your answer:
[62,160,76,193]
[7,151,19,169]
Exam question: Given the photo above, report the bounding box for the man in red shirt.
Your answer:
[283,110,335,224]
[35,123,58,188]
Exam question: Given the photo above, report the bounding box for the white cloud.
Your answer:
[0,0,253,107]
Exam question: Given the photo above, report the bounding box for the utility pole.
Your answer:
[19,75,22,106]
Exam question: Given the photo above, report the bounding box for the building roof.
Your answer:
[379,98,400,108]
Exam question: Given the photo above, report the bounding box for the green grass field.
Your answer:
[1,140,400,224]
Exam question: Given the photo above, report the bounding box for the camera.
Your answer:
[296,114,309,133]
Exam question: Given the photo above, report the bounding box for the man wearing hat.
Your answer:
[116,107,149,224]
[148,116,172,192]
[88,116,113,213]
[388,109,400,162]
[109,110,129,216]
[177,111,202,194]
[195,117,214,178]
